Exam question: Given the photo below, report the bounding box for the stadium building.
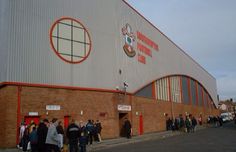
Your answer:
[0,0,219,147]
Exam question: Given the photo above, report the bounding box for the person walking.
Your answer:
[198,115,203,125]
[45,118,60,152]
[79,132,88,152]
[37,119,49,152]
[67,119,80,152]
[124,118,132,139]
[166,118,172,131]
[185,116,191,133]
[191,116,197,132]
[29,126,38,152]
[18,122,26,149]
[95,120,102,142]
[29,120,36,134]
[86,120,94,145]
[218,116,223,127]
[179,114,185,132]
[56,121,64,150]
[22,127,30,152]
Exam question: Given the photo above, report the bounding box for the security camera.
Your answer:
[124,82,129,88]
[115,86,120,90]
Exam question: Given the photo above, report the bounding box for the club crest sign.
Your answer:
[122,23,136,57]
[121,23,159,64]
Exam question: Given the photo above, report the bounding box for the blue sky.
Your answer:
[127,0,236,101]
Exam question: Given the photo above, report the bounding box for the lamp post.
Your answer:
[171,93,179,119]
[116,82,128,103]
[210,102,213,115]
[123,82,128,102]
[171,99,174,119]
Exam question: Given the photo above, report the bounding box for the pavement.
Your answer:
[88,125,207,151]
[0,125,206,152]
[96,122,236,152]
[87,130,182,152]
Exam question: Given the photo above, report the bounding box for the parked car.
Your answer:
[220,112,233,122]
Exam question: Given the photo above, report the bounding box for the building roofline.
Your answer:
[122,0,215,80]
[0,81,132,95]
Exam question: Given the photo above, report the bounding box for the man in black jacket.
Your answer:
[37,119,49,152]
[67,119,80,152]
[86,120,94,145]
[124,118,132,139]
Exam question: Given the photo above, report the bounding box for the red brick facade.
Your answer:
[0,85,219,148]
[0,86,18,148]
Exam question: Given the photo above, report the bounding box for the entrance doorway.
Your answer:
[139,114,143,135]
[64,116,70,129]
[119,113,128,137]
[24,116,40,126]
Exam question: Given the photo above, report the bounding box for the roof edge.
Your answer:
[122,0,215,80]
[0,81,132,95]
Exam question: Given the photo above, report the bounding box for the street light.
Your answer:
[123,82,128,101]
[171,93,179,119]
[116,82,128,102]
[171,98,174,119]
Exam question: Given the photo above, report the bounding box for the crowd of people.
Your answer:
[166,114,199,133]
[17,114,228,151]
[207,115,223,127]
[166,114,226,133]
[17,118,102,152]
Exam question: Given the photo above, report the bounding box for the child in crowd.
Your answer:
[79,132,88,152]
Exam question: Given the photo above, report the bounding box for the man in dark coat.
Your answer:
[86,120,94,145]
[95,120,102,142]
[124,118,132,139]
[37,119,49,152]
[67,119,80,152]
[191,116,197,132]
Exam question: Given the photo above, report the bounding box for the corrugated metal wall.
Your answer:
[0,0,9,82]
[0,0,217,105]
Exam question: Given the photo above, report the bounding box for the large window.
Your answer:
[203,90,208,108]
[50,17,92,64]
[170,76,181,103]
[156,78,169,101]
[181,77,189,104]
[134,75,215,109]
[135,83,153,98]
[190,79,197,105]
[197,84,203,106]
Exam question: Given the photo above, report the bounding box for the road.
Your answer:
[96,122,236,152]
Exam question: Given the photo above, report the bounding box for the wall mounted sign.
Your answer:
[46,105,61,111]
[117,104,132,111]
[121,23,159,64]
[122,23,136,57]
[28,112,39,116]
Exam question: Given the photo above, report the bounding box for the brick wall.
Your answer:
[131,96,220,135]
[19,87,121,139]
[0,86,18,148]
[0,85,220,148]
